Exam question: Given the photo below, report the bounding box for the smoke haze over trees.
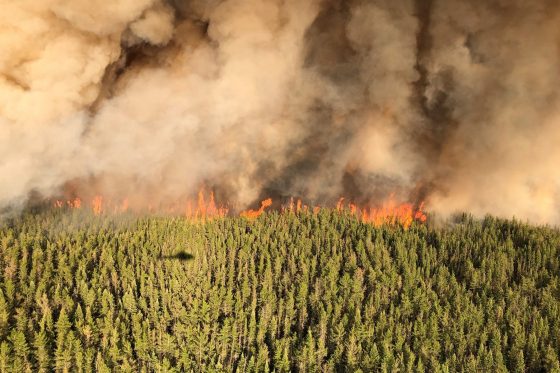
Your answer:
[1,0,560,223]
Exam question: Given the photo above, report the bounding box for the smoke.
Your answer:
[1,0,559,223]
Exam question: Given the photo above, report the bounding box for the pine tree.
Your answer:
[544,346,560,373]
[33,328,51,372]
[54,309,73,372]
[0,290,9,337]
[0,341,12,372]
[9,329,29,371]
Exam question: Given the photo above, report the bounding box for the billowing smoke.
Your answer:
[1,0,559,223]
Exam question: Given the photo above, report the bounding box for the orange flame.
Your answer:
[92,196,103,216]
[240,198,272,219]
[335,196,426,229]
[120,198,129,213]
[50,188,427,228]
[282,197,310,214]
[184,189,228,220]
[336,198,345,211]
[66,197,81,209]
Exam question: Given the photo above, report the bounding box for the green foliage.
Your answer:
[0,210,559,371]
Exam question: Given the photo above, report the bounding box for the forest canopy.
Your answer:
[0,209,559,372]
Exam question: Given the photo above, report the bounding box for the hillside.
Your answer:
[0,210,559,372]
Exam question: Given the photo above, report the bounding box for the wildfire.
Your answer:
[282,197,315,214]
[53,189,229,220]
[185,190,229,220]
[281,196,426,229]
[240,198,272,219]
[92,196,103,215]
[52,189,427,228]
[335,197,427,229]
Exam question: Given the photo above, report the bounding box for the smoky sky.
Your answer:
[1,0,559,223]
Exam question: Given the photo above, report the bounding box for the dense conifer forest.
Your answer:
[0,209,559,372]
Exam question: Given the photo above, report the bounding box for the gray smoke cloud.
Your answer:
[1,0,559,223]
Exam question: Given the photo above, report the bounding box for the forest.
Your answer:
[0,207,559,372]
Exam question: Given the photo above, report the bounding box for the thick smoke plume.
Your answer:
[1,0,559,223]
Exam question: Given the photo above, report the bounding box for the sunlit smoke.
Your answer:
[1,0,559,223]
